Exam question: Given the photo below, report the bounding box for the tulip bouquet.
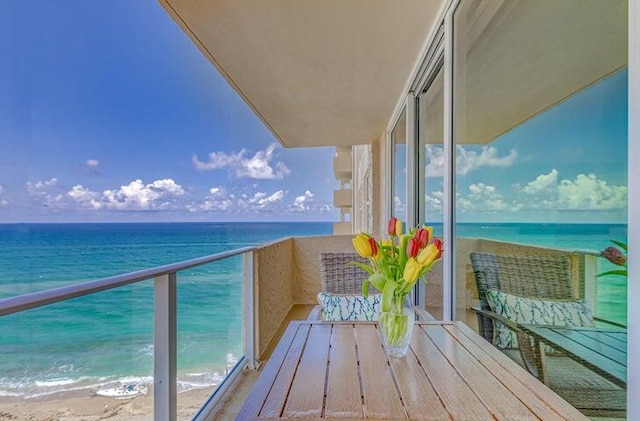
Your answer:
[352,217,443,355]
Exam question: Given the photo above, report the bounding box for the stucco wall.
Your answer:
[254,234,356,358]
[292,235,355,304]
[255,238,295,358]
[254,234,599,358]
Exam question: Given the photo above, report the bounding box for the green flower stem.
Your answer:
[381,294,410,346]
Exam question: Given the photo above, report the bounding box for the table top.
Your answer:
[236,321,587,420]
[519,324,627,388]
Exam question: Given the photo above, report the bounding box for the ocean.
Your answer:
[0,222,627,399]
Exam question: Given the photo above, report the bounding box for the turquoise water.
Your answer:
[0,222,333,398]
[0,222,627,398]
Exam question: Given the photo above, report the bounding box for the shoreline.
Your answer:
[0,386,212,420]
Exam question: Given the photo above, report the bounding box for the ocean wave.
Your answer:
[34,378,77,387]
[0,369,229,399]
[176,371,224,392]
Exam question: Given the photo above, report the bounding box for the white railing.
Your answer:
[0,246,257,421]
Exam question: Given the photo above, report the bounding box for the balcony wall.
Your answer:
[253,235,600,359]
[253,235,354,359]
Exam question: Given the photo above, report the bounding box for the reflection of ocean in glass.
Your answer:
[444,222,627,324]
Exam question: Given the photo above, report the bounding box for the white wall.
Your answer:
[627,0,638,418]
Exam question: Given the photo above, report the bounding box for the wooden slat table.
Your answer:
[236,321,588,420]
[519,324,627,388]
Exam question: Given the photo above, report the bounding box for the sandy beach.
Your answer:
[0,387,212,421]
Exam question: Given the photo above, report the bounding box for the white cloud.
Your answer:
[456,183,522,213]
[193,150,241,170]
[0,185,7,206]
[68,185,102,209]
[424,191,443,212]
[521,170,627,211]
[192,143,291,180]
[26,178,64,207]
[558,174,627,210]
[467,183,510,211]
[197,187,290,213]
[426,146,517,178]
[27,178,58,194]
[523,169,559,194]
[101,179,184,210]
[86,159,99,167]
[63,178,185,211]
[248,192,267,204]
[292,190,315,211]
[256,190,284,208]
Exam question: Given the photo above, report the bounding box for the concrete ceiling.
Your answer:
[159,0,447,148]
[453,0,628,144]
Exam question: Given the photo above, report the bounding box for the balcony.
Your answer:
[0,232,619,420]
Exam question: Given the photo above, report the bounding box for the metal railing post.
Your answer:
[154,273,177,421]
[243,251,257,369]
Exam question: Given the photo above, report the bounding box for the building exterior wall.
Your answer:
[352,144,373,234]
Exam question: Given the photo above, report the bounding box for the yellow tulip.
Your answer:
[395,218,403,236]
[416,243,441,266]
[352,233,377,258]
[403,258,422,283]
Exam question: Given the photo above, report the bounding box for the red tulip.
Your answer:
[387,217,402,236]
[368,237,378,257]
[406,237,420,258]
[433,238,444,259]
[415,227,430,248]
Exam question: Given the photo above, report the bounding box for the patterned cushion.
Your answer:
[485,289,595,349]
[317,292,381,321]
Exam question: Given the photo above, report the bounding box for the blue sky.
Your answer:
[392,68,627,224]
[424,69,628,223]
[0,2,628,224]
[0,1,338,222]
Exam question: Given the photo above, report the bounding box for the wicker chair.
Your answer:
[470,252,626,418]
[319,252,372,294]
[317,253,435,322]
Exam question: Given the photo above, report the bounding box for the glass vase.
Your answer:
[378,294,414,358]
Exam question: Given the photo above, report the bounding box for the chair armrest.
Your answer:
[471,306,544,380]
[470,306,522,333]
[594,317,627,328]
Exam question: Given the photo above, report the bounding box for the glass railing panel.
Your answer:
[176,255,245,420]
[0,281,154,417]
